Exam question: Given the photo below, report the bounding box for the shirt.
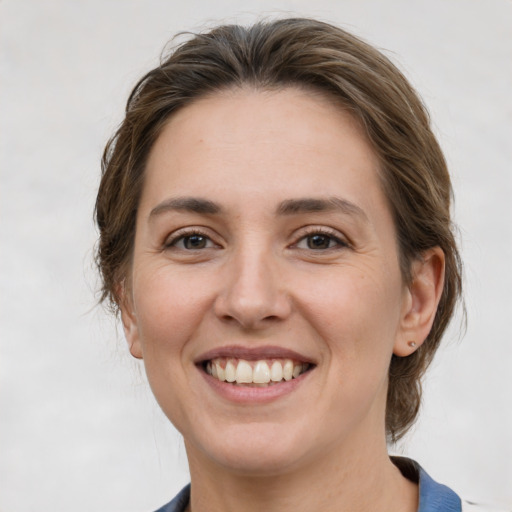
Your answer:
[153,457,493,512]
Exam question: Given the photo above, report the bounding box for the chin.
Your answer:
[186,421,316,476]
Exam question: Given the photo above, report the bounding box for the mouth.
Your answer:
[196,346,316,388]
[203,358,312,387]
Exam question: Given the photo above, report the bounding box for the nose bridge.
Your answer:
[215,235,290,328]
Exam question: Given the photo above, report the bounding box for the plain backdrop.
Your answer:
[1,0,511,511]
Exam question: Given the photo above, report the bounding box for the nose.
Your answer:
[213,245,292,330]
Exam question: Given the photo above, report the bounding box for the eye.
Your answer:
[295,230,348,250]
[166,232,216,250]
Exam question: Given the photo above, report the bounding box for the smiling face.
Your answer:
[120,87,424,475]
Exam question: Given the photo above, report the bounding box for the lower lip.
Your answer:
[199,366,312,404]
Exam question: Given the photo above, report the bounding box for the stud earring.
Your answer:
[408,341,417,348]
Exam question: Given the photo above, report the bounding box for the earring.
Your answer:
[408,341,417,348]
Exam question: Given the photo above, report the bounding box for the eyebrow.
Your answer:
[149,195,368,223]
[149,197,222,218]
[276,197,369,222]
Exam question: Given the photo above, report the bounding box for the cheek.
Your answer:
[290,261,405,411]
[132,264,214,356]
[295,265,403,418]
[293,264,403,348]
[129,265,217,430]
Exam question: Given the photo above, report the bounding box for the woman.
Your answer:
[95,18,474,512]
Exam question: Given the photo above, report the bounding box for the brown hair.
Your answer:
[95,18,463,442]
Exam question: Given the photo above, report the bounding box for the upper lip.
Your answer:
[195,345,316,364]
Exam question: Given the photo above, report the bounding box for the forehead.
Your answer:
[140,87,387,221]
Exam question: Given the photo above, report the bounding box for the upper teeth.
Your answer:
[205,358,309,385]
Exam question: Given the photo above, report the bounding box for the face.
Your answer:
[121,88,418,475]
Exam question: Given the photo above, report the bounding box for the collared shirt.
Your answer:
[393,457,461,512]
[153,458,487,512]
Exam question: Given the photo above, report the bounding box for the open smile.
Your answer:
[204,358,312,386]
[196,346,316,397]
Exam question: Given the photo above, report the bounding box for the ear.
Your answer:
[394,247,445,357]
[117,281,143,360]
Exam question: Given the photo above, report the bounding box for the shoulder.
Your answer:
[392,457,510,512]
[153,484,190,512]
[392,456,461,511]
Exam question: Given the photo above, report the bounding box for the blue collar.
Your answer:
[418,464,461,512]
[393,457,461,512]
[154,485,189,512]
[155,458,461,512]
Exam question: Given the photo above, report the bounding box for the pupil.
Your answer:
[185,235,206,249]
[308,234,330,249]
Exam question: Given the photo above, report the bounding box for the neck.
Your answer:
[185,429,418,512]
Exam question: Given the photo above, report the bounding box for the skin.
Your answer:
[120,88,445,512]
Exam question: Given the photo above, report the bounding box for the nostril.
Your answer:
[219,313,281,330]
[213,285,292,329]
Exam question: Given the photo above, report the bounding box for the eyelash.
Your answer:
[164,229,216,250]
[164,227,349,252]
[293,227,350,251]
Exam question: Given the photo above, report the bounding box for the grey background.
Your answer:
[1,0,511,511]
